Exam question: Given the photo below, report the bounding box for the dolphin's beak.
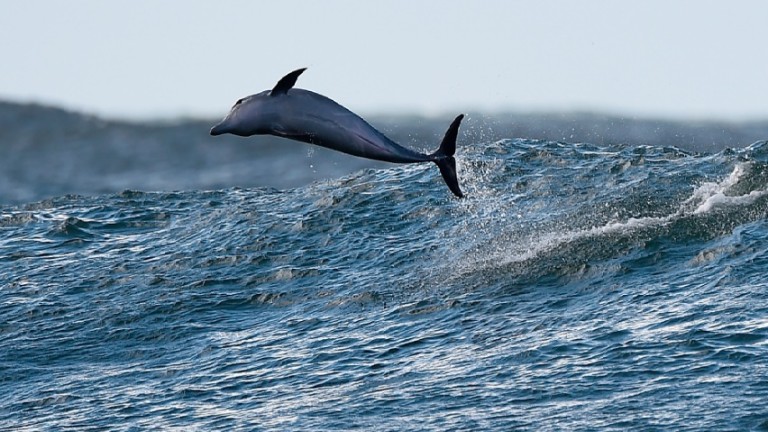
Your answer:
[210,121,226,136]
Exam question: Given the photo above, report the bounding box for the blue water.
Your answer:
[3,123,768,429]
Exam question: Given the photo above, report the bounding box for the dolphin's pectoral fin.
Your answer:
[271,68,307,96]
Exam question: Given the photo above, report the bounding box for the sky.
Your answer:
[1,1,766,120]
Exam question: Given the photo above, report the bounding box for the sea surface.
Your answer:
[2,103,768,430]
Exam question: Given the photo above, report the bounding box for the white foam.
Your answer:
[692,163,768,214]
[694,189,768,214]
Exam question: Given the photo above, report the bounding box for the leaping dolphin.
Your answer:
[210,68,465,197]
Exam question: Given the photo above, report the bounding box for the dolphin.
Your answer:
[210,68,465,197]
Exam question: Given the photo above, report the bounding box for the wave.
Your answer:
[5,138,766,301]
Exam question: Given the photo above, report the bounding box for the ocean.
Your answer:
[2,102,768,430]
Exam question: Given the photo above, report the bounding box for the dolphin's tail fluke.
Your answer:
[432,114,465,198]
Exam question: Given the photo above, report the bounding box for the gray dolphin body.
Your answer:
[210,68,465,197]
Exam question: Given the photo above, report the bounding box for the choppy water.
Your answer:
[3,117,768,429]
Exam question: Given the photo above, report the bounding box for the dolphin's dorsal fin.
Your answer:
[271,68,307,96]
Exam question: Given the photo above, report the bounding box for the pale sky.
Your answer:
[1,1,766,120]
